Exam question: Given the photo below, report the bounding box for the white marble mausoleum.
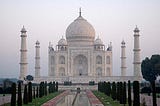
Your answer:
[19,9,142,83]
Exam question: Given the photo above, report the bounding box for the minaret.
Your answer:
[19,26,28,80]
[35,40,40,77]
[133,26,142,80]
[121,40,126,76]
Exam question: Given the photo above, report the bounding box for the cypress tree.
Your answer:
[128,80,132,106]
[133,81,140,106]
[33,87,35,99]
[111,82,116,100]
[39,82,42,97]
[123,82,127,104]
[36,86,39,98]
[99,82,103,92]
[28,82,32,102]
[53,81,55,92]
[56,82,58,91]
[108,82,111,96]
[105,82,110,96]
[98,82,100,91]
[11,83,16,106]
[23,85,28,104]
[45,81,47,96]
[151,81,157,106]
[17,82,22,106]
[117,82,120,101]
[48,82,51,93]
[119,82,123,104]
[42,82,45,96]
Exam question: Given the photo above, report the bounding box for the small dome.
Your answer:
[66,16,95,41]
[58,37,67,45]
[94,37,103,45]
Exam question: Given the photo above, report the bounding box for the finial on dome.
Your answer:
[121,39,125,45]
[36,40,40,45]
[79,7,81,17]
[134,25,140,33]
[21,25,27,33]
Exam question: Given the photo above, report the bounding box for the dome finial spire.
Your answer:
[79,7,81,17]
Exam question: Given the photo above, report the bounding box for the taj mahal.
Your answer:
[19,9,142,83]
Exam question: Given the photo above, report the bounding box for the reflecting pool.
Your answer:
[56,91,90,106]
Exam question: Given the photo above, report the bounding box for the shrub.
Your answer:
[89,81,95,85]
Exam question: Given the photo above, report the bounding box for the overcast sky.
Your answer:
[0,0,160,78]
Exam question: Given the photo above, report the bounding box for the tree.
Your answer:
[17,82,22,106]
[36,86,39,98]
[141,54,160,106]
[123,82,127,105]
[33,87,36,99]
[45,81,47,95]
[128,80,132,106]
[53,81,55,92]
[26,75,34,81]
[28,82,32,102]
[23,85,28,104]
[39,82,43,97]
[133,81,140,106]
[56,82,58,91]
[11,83,16,106]
[48,82,51,93]
[116,82,120,101]
[119,82,123,104]
[111,82,116,100]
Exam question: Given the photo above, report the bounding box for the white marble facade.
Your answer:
[32,10,142,83]
[48,13,112,79]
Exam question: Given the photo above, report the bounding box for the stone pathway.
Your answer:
[86,90,104,106]
[42,90,69,106]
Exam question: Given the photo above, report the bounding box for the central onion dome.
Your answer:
[66,9,95,45]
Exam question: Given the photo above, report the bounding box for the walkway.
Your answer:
[42,90,69,106]
[86,90,104,106]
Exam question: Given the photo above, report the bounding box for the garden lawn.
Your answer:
[2,91,61,106]
[93,91,128,106]
[23,91,61,106]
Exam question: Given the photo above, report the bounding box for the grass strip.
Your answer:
[2,91,61,106]
[92,91,128,106]
[23,91,61,106]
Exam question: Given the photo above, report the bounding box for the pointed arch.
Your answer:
[96,55,102,64]
[96,67,102,76]
[106,56,110,64]
[59,56,65,64]
[59,67,65,76]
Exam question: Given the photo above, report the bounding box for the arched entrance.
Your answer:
[73,55,88,76]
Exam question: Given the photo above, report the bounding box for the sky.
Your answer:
[0,0,160,78]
